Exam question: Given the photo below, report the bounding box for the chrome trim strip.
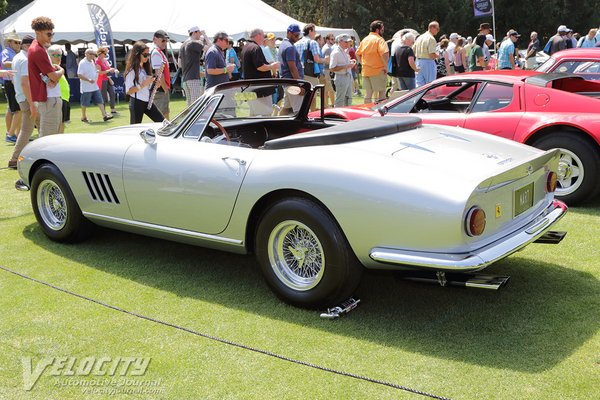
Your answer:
[82,212,243,245]
[370,201,567,271]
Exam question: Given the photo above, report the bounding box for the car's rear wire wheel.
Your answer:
[256,197,363,308]
[268,220,325,291]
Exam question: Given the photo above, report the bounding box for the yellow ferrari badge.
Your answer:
[495,204,502,218]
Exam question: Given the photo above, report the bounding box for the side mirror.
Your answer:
[140,129,156,145]
[378,106,388,117]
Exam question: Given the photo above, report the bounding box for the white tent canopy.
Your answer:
[0,0,359,44]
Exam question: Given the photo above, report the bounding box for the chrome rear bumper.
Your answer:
[370,200,567,272]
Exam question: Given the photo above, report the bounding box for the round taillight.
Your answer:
[466,207,486,237]
[547,171,558,193]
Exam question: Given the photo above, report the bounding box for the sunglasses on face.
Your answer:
[141,53,150,58]
[46,32,54,38]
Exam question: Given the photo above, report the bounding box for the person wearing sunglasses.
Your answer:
[2,32,22,143]
[27,16,64,137]
[204,31,235,90]
[7,35,35,170]
[124,41,164,124]
[77,48,113,122]
[149,30,171,119]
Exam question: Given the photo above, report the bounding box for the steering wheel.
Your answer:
[210,119,231,143]
[415,98,429,112]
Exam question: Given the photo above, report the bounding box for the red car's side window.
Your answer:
[471,83,514,113]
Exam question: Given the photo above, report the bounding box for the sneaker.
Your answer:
[5,134,17,143]
[103,115,114,121]
[110,110,118,114]
[7,160,17,169]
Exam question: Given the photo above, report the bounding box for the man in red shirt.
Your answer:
[28,16,64,137]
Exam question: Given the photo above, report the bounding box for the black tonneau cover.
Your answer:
[263,116,422,150]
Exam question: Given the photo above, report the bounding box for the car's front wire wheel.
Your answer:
[256,197,363,308]
[31,163,94,243]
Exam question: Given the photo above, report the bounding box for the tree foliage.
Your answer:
[264,0,600,44]
[0,0,31,21]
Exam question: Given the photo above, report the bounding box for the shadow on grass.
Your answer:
[568,199,600,217]
[22,223,599,373]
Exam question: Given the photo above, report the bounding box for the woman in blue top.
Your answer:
[226,39,241,80]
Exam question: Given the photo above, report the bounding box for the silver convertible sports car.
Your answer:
[15,79,567,308]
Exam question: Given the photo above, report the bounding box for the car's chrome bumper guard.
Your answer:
[15,179,30,192]
[370,200,567,271]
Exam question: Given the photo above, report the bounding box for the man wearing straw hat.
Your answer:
[2,32,22,143]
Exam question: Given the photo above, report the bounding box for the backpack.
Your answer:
[388,54,399,77]
[303,43,317,77]
[543,39,552,54]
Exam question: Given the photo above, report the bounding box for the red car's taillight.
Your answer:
[466,207,486,237]
[547,171,558,193]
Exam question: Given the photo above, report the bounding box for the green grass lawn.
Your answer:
[1,97,599,399]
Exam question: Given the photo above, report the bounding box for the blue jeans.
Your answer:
[415,59,436,87]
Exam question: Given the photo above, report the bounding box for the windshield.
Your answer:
[157,81,312,136]
[536,57,556,72]
[211,82,309,120]
[157,94,208,136]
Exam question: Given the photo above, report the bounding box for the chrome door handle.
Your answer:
[222,157,246,166]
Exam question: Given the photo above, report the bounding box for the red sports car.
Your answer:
[536,48,600,80]
[313,71,600,205]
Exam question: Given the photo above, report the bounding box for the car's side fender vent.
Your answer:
[82,172,120,204]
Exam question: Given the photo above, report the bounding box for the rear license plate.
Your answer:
[514,182,534,216]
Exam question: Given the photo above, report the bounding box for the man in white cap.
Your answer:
[547,25,569,55]
[447,33,459,74]
[484,34,495,64]
[329,34,356,107]
[179,26,207,105]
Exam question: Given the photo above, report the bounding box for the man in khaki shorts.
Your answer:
[356,20,389,103]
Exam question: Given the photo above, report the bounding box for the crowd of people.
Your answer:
[4,16,600,169]
[2,16,122,169]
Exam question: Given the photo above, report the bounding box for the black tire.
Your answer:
[255,197,363,308]
[30,163,94,243]
[531,133,600,205]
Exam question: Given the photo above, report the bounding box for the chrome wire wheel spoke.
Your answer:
[37,179,67,231]
[268,220,325,291]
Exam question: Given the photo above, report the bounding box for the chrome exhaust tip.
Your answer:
[15,179,30,191]
[396,271,510,290]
